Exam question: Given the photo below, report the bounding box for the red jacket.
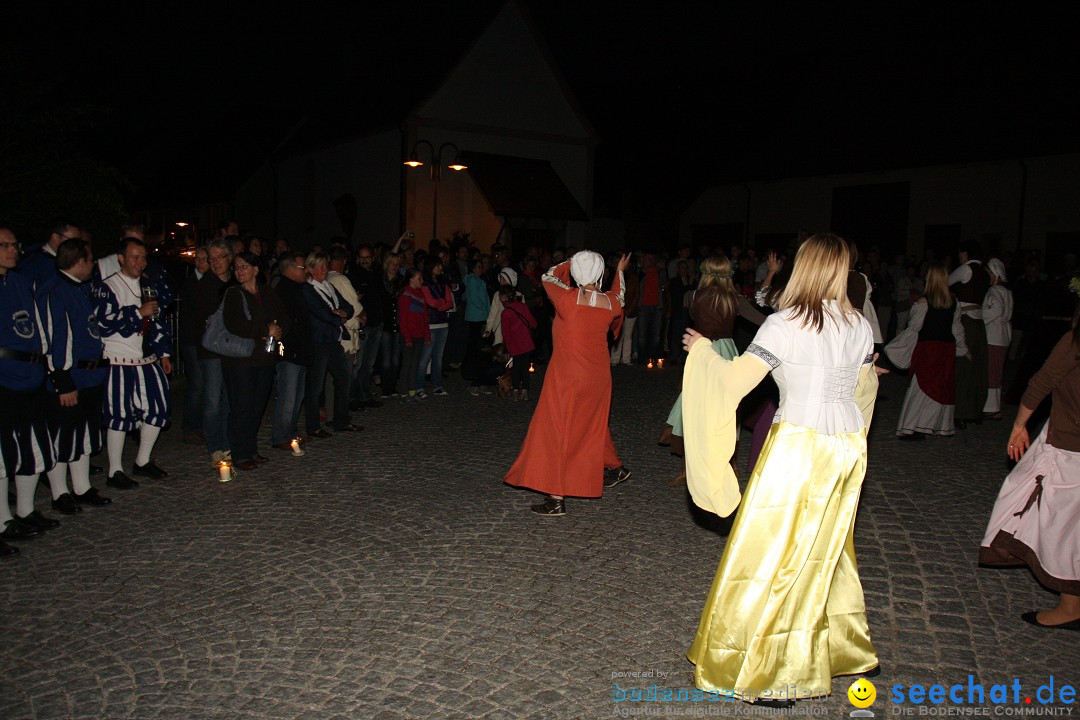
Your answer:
[398,288,431,343]
[501,299,536,356]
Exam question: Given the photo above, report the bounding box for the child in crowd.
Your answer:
[398,269,431,399]
[500,289,537,400]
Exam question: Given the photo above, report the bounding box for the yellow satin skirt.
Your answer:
[687,421,878,701]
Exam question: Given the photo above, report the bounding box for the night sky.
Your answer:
[9,2,1080,213]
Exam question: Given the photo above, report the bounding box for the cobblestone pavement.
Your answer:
[1,363,1077,719]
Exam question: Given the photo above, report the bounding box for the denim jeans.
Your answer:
[199,357,230,454]
[401,336,428,394]
[354,324,383,402]
[305,343,352,432]
[379,329,401,396]
[272,361,307,445]
[418,325,448,391]
[180,345,203,431]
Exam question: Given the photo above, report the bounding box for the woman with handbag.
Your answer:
[221,251,289,470]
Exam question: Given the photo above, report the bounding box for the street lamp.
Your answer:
[403,140,468,242]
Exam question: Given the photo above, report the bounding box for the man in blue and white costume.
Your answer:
[37,237,113,513]
[94,237,172,488]
[16,219,81,291]
[0,227,58,557]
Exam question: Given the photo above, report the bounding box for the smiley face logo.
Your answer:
[848,678,876,708]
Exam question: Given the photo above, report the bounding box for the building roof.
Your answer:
[464,151,588,221]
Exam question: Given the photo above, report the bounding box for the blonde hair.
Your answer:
[777,233,856,332]
[697,254,738,322]
[923,264,952,310]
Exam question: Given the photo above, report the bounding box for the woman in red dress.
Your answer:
[504,251,632,516]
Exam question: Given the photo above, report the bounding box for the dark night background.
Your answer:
[5,2,1080,233]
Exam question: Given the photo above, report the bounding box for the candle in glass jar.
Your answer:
[218,462,232,482]
[290,438,304,456]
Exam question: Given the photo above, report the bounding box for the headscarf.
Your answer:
[498,267,518,287]
[986,258,1007,283]
[570,250,605,287]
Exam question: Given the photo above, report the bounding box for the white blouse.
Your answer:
[747,301,875,435]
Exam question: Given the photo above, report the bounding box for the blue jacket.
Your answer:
[0,270,47,391]
[302,282,354,344]
[15,243,59,292]
[37,272,108,392]
[463,273,490,322]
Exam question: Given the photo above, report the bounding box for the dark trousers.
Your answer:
[305,343,351,432]
[222,364,274,462]
[463,320,486,380]
[511,351,531,390]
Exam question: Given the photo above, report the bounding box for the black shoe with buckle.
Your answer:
[107,471,139,490]
[52,493,82,515]
[603,465,632,489]
[16,511,60,531]
[530,497,566,516]
[132,460,168,479]
[74,487,112,507]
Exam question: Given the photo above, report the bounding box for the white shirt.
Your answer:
[982,284,1014,347]
[747,301,875,434]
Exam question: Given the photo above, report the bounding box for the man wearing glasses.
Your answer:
[16,220,81,290]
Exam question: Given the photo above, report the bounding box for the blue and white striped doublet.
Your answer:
[103,364,171,432]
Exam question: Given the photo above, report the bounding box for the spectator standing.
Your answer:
[271,255,313,450]
[398,269,432,400]
[348,245,384,408]
[500,288,537,400]
[221,252,288,470]
[610,256,639,365]
[635,252,663,365]
[17,220,79,290]
[462,258,491,380]
[302,253,358,437]
[418,256,455,396]
[178,246,208,444]
[192,239,234,466]
[327,248,363,416]
[378,253,403,398]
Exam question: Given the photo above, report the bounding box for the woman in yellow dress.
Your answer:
[681,233,882,707]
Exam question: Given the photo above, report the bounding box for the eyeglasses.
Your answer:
[357,256,373,261]
[0,241,20,251]
[209,253,230,261]
[234,264,253,272]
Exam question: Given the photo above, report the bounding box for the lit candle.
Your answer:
[291,438,304,456]
[657,358,664,369]
[647,360,654,369]
[218,462,232,482]
[529,362,535,373]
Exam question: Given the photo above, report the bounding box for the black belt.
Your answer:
[0,347,45,364]
[76,358,110,370]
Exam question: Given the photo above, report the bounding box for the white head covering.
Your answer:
[498,267,518,286]
[987,258,1007,282]
[570,251,605,287]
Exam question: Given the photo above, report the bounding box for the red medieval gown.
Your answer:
[503,260,624,498]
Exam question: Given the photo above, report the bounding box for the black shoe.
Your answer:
[365,399,384,408]
[752,699,795,709]
[74,487,112,507]
[603,466,632,489]
[530,497,566,516]
[132,460,168,479]
[89,463,103,475]
[309,428,333,439]
[51,493,82,514]
[955,419,968,430]
[1,518,42,540]
[1021,611,1080,631]
[16,511,60,531]
[834,665,881,679]
[107,471,139,490]
[0,539,17,556]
